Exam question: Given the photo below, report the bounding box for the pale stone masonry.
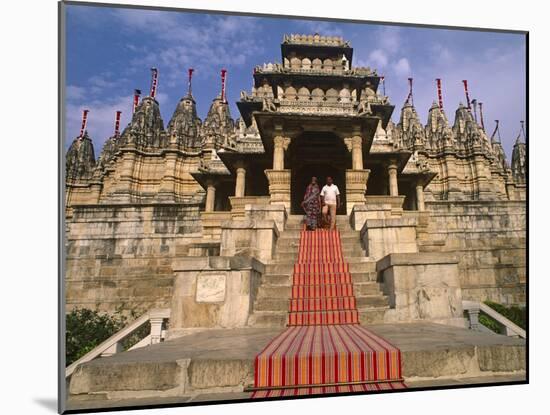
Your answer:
[65,33,526,328]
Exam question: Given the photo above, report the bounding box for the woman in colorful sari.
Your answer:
[301,176,321,230]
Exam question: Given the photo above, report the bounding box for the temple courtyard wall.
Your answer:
[65,203,202,314]
[423,200,526,306]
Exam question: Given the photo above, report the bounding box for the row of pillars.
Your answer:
[205,134,426,212]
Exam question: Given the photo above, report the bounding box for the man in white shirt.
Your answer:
[320,176,340,229]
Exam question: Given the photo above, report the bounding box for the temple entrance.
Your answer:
[288,132,350,215]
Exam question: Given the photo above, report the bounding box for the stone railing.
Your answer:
[65,308,171,378]
[463,300,526,338]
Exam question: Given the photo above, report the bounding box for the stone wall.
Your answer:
[423,200,526,305]
[65,203,202,314]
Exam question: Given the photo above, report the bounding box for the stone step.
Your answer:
[278,230,360,239]
[353,282,385,296]
[247,311,287,328]
[254,293,388,313]
[358,307,389,324]
[275,243,365,255]
[257,285,290,299]
[253,298,288,311]
[355,295,390,308]
[276,240,365,250]
[275,248,366,261]
[260,271,378,286]
[265,259,376,275]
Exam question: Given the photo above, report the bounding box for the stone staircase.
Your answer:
[248,215,390,327]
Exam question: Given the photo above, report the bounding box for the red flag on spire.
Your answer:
[188,68,194,95]
[114,110,122,137]
[79,109,89,138]
[150,67,158,98]
[133,89,141,114]
[436,78,444,110]
[221,68,227,102]
[462,80,471,110]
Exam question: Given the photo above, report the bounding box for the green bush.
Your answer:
[474,301,526,334]
[478,314,502,333]
[484,300,526,329]
[66,306,148,366]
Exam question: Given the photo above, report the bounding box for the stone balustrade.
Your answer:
[65,308,171,378]
[463,300,526,338]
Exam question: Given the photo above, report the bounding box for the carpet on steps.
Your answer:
[251,228,405,397]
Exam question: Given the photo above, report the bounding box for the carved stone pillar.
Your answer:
[351,135,363,170]
[388,160,399,197]
[205,180,216,212]
[273,136,289,170]
[416,183,425,211]
[345,169,370,215]
[235,166,246,197]
[265,169,291,211]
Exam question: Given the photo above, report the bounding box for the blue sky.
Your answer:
[64,4,526,159]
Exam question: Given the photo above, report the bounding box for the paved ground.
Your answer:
[66,322,526,412]
[69,323,524,367]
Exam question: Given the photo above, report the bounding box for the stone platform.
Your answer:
[67,322,525,410]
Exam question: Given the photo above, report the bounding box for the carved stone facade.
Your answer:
[65,33,526,319]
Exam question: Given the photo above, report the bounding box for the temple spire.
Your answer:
[406,77,414,106]
[490,120,501,143]
[187,68,194,96]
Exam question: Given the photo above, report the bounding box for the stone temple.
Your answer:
[64,33,526,404]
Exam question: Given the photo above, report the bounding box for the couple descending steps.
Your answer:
[250,223,406,398]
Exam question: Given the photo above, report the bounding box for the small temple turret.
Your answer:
[425,101,454,149]
[201,95,235,150]
[511,122,527,184]
[167,93,202,151]
[395,102,425,150]
[121,96,166,149]
[66,130,96,180]
[490,120,509,172]
[95,134,118,172]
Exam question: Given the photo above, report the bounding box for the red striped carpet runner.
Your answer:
[250,228,406,398]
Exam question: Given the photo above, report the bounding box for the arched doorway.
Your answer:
[288,132,350,215]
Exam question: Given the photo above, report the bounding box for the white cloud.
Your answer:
[112,10,263,88]
[367,49,388,69]
[377,26,402,54]
[393,58,412,77]
[66,85,86,101]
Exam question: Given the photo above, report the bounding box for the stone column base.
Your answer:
[345,169,370,215]
[229,196,271,219]
[265,169,291,211]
